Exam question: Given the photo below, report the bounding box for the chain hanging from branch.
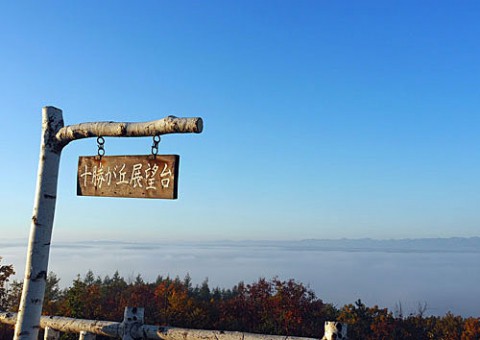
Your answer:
[97,136,105,158]
[151,134,161,157]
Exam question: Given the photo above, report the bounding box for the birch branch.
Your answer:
[2,312,119,337]
[56,116,203,148]
[1,311,316,340]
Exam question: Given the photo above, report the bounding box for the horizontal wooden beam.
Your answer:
[1,311,318,340]
[56,115,203,148]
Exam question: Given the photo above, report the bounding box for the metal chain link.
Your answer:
[151,135,161,156]
[97,136,105,157]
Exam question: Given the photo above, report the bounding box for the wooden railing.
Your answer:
[1,307,346,340]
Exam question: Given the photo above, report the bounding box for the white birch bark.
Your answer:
[145,327,318,340]
[79,331,96,340]
[14,107,64,340]
[13,107,203,340]
[44,327,60,340]
[56,115,203,148]
[3,311,318,340]
[321,322,347,340]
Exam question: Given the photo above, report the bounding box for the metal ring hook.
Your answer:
[151,134,161,156]
[97,136,105,157]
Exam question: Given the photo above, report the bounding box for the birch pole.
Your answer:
[14,107,64,340]
[14,107,203,340]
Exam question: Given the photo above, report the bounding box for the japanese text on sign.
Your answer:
[77,155,179,199]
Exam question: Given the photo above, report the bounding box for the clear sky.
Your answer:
[1,1,479,242]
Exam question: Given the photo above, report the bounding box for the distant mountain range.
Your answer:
[202,237,480,253]
[3,236,480,254]
[296,237,480,253]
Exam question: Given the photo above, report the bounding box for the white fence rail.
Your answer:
[1,307,346,340]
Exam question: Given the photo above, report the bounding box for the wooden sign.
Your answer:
[77,155,179,199]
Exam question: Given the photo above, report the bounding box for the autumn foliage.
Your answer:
[1,257,480,339]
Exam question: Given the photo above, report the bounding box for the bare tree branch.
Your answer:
[56,116,203,148]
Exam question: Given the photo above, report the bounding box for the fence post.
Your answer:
[79,331,96,340]
[121,307,144,340]
[322,321,347,340]
[44,326,60,340]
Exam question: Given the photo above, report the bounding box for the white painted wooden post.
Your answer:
[44,326,60,340]
[14,107,203,340]
[15,107,64,340]
[322,321,347,340]
[79,331,96,340]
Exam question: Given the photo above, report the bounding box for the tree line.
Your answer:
[1,257,479,339]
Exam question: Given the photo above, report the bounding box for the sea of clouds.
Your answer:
[2,238,480,317]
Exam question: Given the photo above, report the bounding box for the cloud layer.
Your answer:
[3,238,479,317]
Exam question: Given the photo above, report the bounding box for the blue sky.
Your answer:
[1,1,479,242]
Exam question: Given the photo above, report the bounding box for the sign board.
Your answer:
[77,155,179,199]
